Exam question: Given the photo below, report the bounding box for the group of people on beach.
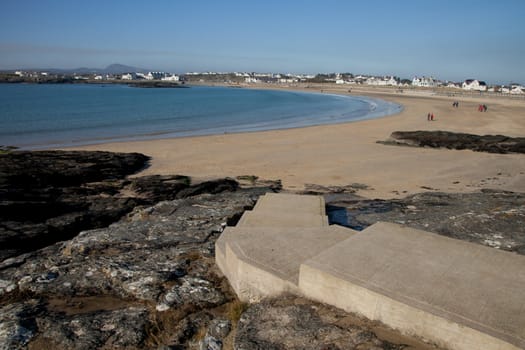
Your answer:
[427,112,435,121]
[452,101,459,108]
[478,104,488,112]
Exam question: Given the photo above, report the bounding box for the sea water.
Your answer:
[0,84,401,149]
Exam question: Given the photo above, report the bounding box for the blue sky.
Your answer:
[1,0,524,84]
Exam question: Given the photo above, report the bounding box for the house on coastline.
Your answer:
[445,82,462,89]
[161,74,180,82]
[365,76,398,86]
[490,84,525,94]
[510,85,525,94]
[412,76,437,87]
[120,72,179,81]
[462,79,487,91]
[120,73,136,80]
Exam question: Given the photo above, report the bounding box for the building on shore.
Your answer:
[462,79,487,91]
[366,76,398,86]
[412,76,437,87]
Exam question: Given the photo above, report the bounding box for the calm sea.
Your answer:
[0,84,401,149]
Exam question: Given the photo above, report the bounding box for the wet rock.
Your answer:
[0,301,41,350]
[382,130,525,154]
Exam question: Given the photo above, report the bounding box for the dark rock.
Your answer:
[0,185,269,349]
[235,295,406,350]
[381,130,525,154]
[326,190,525,253]
[0,150,452,349]
[175,178,239,198]
[30,306,149,350]
[129,175,190,201]
[199,335,222,350]
[0,151,148,189]
[0,151,150,260]
[0,300,41,350]
[207,319,231,339]
[0,150,245,260]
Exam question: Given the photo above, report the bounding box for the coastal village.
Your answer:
[2,67,525,94]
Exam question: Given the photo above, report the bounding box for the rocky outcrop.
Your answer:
[0,150,432,349]
[381,131,525,154]
[0,186,270,349]
[235,296,414,350]
[326,189,525,254]
[0,151,240,260]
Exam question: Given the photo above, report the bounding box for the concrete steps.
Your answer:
[215,193,525,350]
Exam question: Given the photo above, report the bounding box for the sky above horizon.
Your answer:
[1,0,524,84]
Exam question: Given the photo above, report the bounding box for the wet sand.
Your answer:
[72,85,525,199]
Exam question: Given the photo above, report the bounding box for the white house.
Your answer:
[121,73,135,80]
[446,82,461,89]
[279,78,297,84]
[510,85,524,94]
[462,79,487,91]
[161,74,180,82]
[412,76,437,87]
[146,72,168,80]
[245,77,259,83]
[366,76,398,86]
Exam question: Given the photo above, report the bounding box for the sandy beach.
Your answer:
[74,85,525,199]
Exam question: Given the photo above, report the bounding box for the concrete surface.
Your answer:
[253,192,326,215]
[217,226,356,301]
[215,194,525,350]
[237,192,328,227]
[300,222,525,350]
[237,210,328,227]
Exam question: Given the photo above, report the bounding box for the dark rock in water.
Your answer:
[381,130,525,154]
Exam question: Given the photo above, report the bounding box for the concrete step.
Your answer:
[216,225,357,301]
[237,210,328,228]
[299,222,525,350]
[253,193,326,216]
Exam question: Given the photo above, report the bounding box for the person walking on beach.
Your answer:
[427,113,431,121]
[431,113,434,121]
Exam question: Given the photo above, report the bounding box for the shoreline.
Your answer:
[68,83,525,199]
[4,84,400,151]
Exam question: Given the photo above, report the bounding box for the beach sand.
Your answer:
[73,85,525,199]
